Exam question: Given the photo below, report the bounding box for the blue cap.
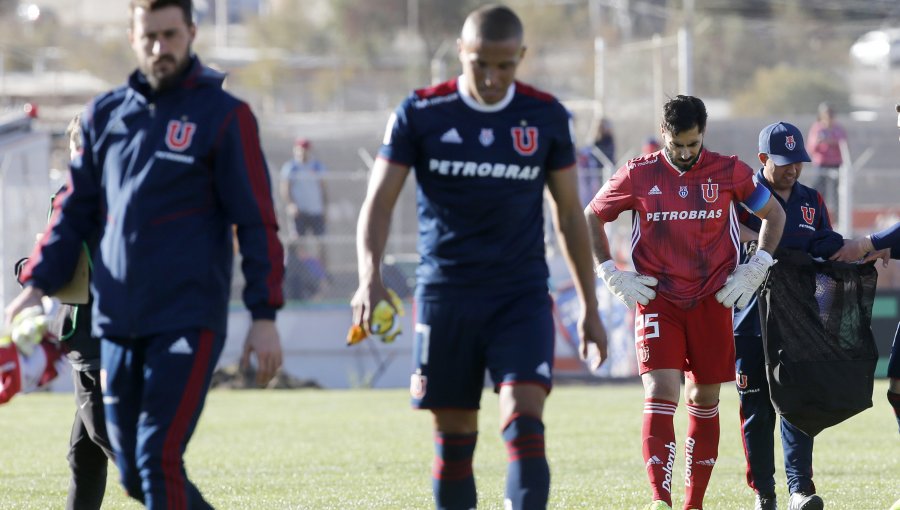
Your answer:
[758,122,811,166]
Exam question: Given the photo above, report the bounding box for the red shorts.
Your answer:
[634,294,735,384]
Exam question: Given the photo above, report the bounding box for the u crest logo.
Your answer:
[785,135,796,150]
[636,341,650,363]
[801,206,815,225]
[736,372,748,389]
[700,183,719,203]
[511,126,538,156]
[165,120,197,152]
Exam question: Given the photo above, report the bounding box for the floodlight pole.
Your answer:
[594,37,605,116]
[678,0,694,95]
[215,0,228,48]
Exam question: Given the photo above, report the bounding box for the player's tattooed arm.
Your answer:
[752,195,785,255]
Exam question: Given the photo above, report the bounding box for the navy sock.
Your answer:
[502,414,549,510]
[888,390,900,435]
[433,431,477,510]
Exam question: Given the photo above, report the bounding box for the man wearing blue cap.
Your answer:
[733,122,831,510]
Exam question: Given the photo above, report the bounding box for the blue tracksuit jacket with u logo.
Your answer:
[22,57,284,338]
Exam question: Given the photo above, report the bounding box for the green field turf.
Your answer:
[1,381,897,509]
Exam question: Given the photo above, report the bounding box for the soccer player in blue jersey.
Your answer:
[5,1,284,508]
[351,5,608,509]
[734,123,830,510]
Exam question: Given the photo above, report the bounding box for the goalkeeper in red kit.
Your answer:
[584,95,785,510]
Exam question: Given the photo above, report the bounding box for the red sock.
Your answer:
[643,398,678,506]
[684,402,719,509]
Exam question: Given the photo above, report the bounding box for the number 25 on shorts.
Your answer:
[635,313,660,342]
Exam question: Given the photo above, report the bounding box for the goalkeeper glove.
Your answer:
[347,288,405,346]
[9,305,48,357]
[596,260,658,310]
[715,250,774,309]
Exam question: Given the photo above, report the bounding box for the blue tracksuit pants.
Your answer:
[102,329,224,509]
[735,334,816,496]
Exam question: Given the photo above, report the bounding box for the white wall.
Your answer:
[223,304,415,389]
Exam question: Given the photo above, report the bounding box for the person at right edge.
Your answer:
[585,95,786,510]
[734,122,832,510]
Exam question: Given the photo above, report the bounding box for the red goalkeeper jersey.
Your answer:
[589,149,771,309]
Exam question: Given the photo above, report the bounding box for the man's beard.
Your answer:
[144,53,189,91]
[665,146,701,172]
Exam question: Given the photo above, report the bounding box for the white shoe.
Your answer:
[788,492,823,510]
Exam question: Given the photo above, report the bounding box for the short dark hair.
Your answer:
[129,0,193,26]
[66,114,82,152]
[463,4,523,42]
[662,95,707,135]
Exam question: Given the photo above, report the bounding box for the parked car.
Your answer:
[850,28,900,67]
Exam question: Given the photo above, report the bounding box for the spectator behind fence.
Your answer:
[280,136,329,271]
[577,117,616,204]
[642,136,661,155]
[284,240,329,301]
[806,102,847,217]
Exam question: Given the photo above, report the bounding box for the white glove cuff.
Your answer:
[596,260,617,279]
[753,249,774,267]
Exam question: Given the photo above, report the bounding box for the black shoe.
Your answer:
[788,492,823,510]
[755,492,777,510]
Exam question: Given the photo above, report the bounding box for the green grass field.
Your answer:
[1,381,897,509]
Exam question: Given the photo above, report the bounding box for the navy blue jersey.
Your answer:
[870,221,900,259]
[733,169,832,336]
[22,58,284,338]
[378,76,575,294]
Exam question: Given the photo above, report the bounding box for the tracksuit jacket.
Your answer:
[22,57,284,339]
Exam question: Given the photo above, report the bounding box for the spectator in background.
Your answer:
[642,136,661,155]
[284,240,329,301]
[806,102,847,217]
[577,117,616,204]
[280,137,329,270]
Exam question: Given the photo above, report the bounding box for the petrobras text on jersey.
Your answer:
[428,158,541,180]
[414,93,459,109]
[646,209,723,222]
[155,150,195,165]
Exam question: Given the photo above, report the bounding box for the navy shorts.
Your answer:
[409,286,555,410]
[294,213,325,236]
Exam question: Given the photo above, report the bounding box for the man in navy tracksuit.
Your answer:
[734,123,831,510]
[4,1,284,508]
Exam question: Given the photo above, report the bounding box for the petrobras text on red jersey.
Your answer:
[646,208,724,222]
